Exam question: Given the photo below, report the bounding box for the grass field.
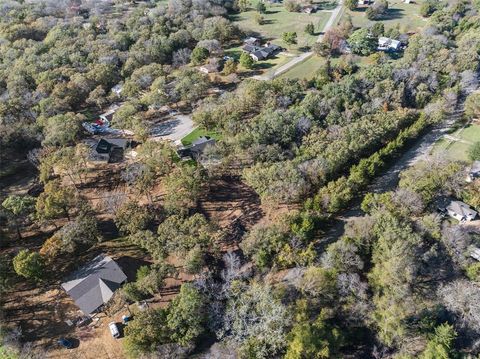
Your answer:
[231,3,331,51]
[342,0,428,32]
[181,128,221,146]
[432,123,480,162]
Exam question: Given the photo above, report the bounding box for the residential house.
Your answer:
[244,37,261,47]
[178,136,216,160]
[302,6,316,13]
[466,161,480,182]
[357,0,371,5]
[61,255,127,315]
[249,43,282,61]
[446,200,478,222]
[378,37,402,52]
[90,138,130,163]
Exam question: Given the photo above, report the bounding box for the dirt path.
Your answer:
[254,0,344,80]
[319,108,464,245]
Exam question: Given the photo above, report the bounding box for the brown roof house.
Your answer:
[61,255,127,315]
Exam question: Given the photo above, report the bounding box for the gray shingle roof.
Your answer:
[447,200,478,221]
[61,255,127,314]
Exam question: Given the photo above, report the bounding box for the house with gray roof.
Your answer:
[61,255,127,314]
[446,200,478,223]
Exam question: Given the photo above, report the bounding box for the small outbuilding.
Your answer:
[446,200,478,222]
[61,255,127,315]
[467,161,480,182]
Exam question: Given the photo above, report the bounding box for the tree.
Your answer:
[366,0,388,20]
[419,323,457,359]
[420,0,437,17]
[12,250,45,281]
[173,69,210,102]
[2,195,35,239]
[282,31,298,46]
[256,1,267,13]
[163,165,205,214]
[285,0,301,12]
[42,113,84,147]
[223,58,238,75]
[58,212,100,253]
[114,201,152,235]
[345,0,357,11]
[123,308,170,357]
[191,47,210,65]
[254,13,265,25]
[305,23,315,35]
[36,180,76,221]
[236,0,250,11]
[371,22,385,37]
[348,28,377,56]
[240,52,254,69]
[167,283,206,346]
[465,92,480,120]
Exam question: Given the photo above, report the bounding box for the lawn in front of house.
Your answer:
[432,123,480,162]
[181,128,222,146]
[342,0,428,33]
[231,3,331,51]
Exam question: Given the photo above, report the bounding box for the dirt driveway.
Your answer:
[149,114,195,144]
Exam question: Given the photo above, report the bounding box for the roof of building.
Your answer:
[244,37,259,44]
[378,37,401,50]
[242,44,259,53]
[251,50,267,60]
[447,200,478,219]
[61,255,127,314]
[471,161,480,174]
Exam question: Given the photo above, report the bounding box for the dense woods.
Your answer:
[1,0,480,358]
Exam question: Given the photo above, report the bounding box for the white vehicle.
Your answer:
[109,322,120,339]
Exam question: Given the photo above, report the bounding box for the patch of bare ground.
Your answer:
[198,175,265,250]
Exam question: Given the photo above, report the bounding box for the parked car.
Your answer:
[109,322,120,339]
[58,338,73,349]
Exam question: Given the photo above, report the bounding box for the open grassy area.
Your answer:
[432,123,480,162]
[181,128,222,146]
[231,3,331,51]
[342,0,428,32]
[279,55,325,80]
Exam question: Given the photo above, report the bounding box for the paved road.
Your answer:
[149,114,195,144]
[254,0,344,80]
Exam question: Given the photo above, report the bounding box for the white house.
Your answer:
[378,37,402,51]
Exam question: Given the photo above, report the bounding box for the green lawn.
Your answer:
[342,0,428,32]
[231,3,331,51]
[279,55,326,80]
[181,128,221,146]
[432,123,480,162]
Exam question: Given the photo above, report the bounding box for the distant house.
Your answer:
[242,44,260,54]
[357,0,371,5]
[470,246,480,261]
[378,37,402,52]
[466,161,480,182]
[302,6,318,13]
[178,136,216,160]
[199,64,218,74]
[61,255,127,315]
[90,138,130,163]
[244,37,261,47]
[111,83,123,96]
[446,200,478,222]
